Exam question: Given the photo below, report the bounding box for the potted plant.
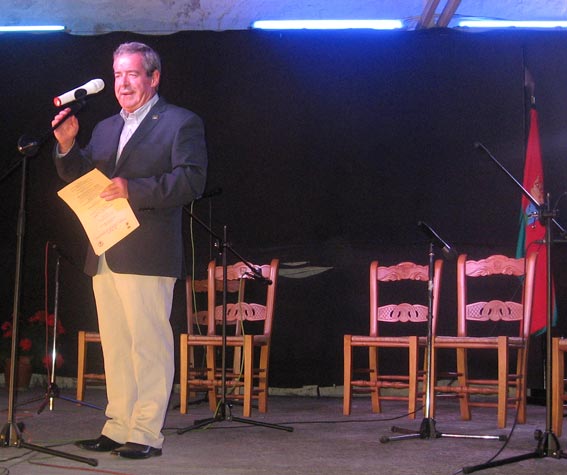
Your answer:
[1,310,65,388]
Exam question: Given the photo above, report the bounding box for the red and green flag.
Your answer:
[515,106,553,335]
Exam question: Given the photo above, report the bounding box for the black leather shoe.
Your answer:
[75,435,122,452]
[111,442,162,459]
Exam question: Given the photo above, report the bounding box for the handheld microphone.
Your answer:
[53,79,105,107]
[418,221,458,259]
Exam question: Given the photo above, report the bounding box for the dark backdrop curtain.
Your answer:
[1,28,567,388]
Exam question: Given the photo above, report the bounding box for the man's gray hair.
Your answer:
[114,42,161,77]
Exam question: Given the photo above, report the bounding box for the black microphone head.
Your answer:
[442,246,458,260]
[418,220,457,259]
[17,135,40,157]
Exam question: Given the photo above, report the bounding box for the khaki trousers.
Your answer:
[92,255,176,448]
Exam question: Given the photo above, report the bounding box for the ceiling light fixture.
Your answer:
[458,20,567,29]
[0,25,66,32]
[251,20,404,30]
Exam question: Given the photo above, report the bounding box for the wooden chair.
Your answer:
[432,252,537,429]
[179,268,215,413]
[76,330,105,401]
[179,258,279,417]
[552,337,567,436]
[343,259,443,418]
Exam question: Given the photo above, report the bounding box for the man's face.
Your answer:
[113,52,159,113]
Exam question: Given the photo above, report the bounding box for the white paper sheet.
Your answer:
[57,168,140,256]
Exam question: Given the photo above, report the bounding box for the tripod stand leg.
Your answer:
[177,416,219,434]
[382,415,508,444]
[177,401,294,434]
[1,422,98,466]
[535,430,565,458]
[380,432,422,443]
[17,383,103,414]
[230,415,293,432]
[19,440,98,467]
[56,393,103,410]
[381,417,441,443]
[462,451,540,474]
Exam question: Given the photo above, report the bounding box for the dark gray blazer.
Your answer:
[54,97,207,279]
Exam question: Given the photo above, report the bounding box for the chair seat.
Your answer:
[187,335,269,346]
[349,335,428,346]
[434,335,526,349]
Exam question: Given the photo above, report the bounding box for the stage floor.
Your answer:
[0,387,566,474]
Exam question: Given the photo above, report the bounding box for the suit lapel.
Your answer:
[101,116,123,177]
[114,99,166,173]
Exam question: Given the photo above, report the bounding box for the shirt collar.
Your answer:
[120,94,159,122]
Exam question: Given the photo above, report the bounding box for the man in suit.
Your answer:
[52,41,207,459]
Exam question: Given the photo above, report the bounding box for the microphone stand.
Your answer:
[460,143,567,473]
[177,207,293,434]
[0,99,98,467]
[380,225,506,444]
[16,98,87,157]
[19,246,103,413]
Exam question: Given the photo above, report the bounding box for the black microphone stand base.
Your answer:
[380,238,505,446]
[177,401,293,434]
[472,142,567,473]
[534,429,565,458]
[19,382,103,413]
[176,219,293,436]
[0,421,98,466]
[380,417,507,444]
[461,430,567,474]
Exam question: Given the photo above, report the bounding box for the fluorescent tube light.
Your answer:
[251,20,403,30]
[458,20,567,29]
[0,25,66,32]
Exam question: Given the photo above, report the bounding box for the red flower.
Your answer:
[2,310,66,371]
[1,321,12,338]
[27,310,44,324]
[19,338,32,352]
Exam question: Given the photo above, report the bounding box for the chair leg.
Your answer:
[429,344,437,419]
[76,331,87,402]
[180,334,188,414]
[258,345,270,413]
[456,347,471,421]
[516,347,528,424]
[232,345,243,397]
[369,346,380,413]
[407,336,418,420]
[343,335,353,416]
[206,345,218,413]
[552,338,564,437]
[497,336,509,429]
[243,335,254,417]
[188,346,197,400]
